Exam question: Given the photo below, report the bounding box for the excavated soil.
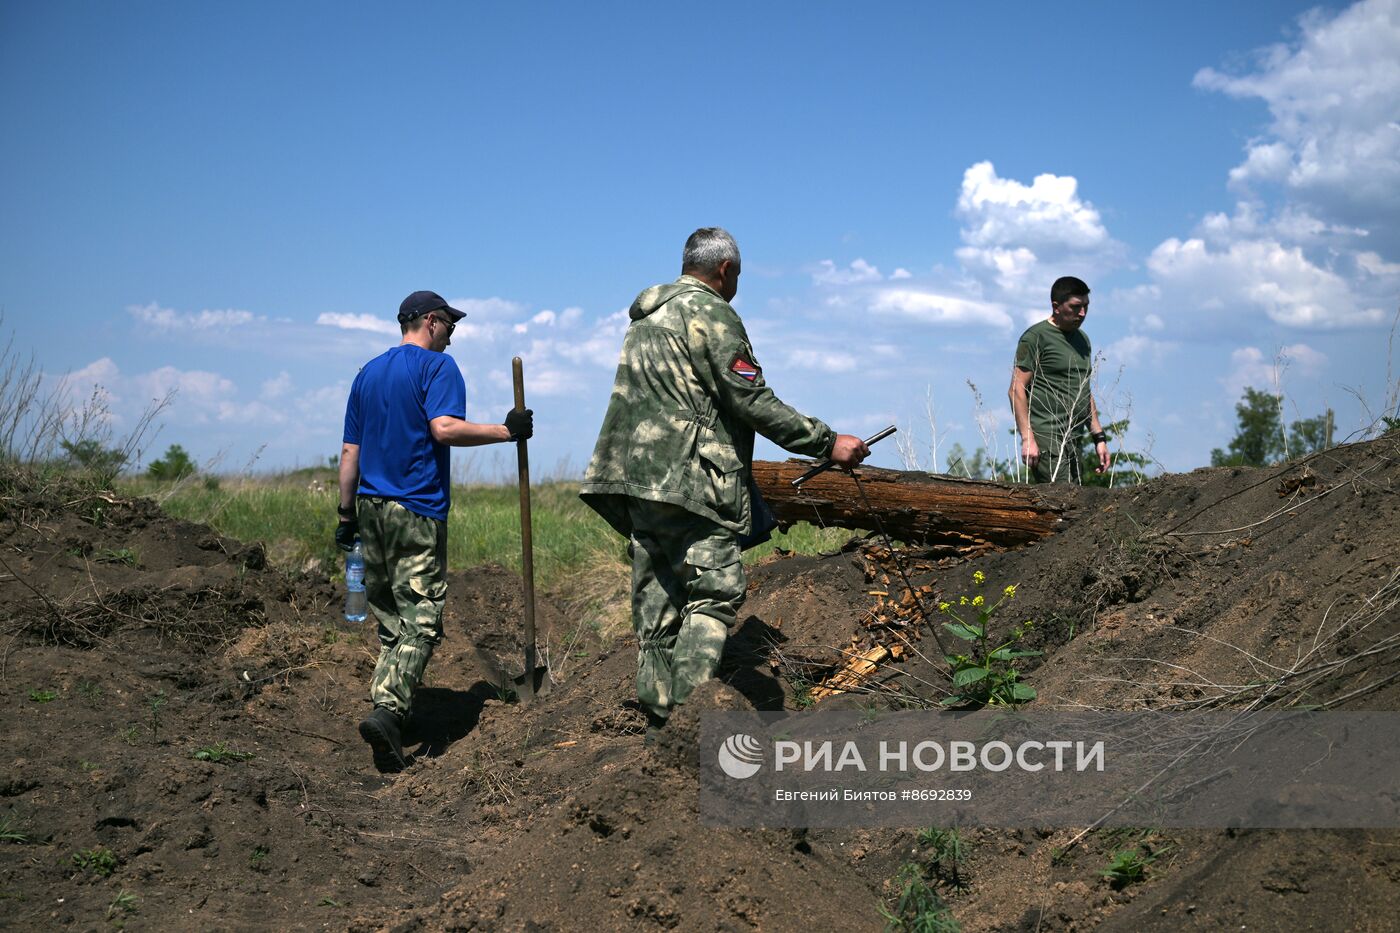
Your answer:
[1,436,1398,931]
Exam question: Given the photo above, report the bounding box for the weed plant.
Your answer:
[71,845,118,877]
[1097,832,1173,889]
[27,688,56,703]
[789,674,818,709]
[917,828,968,887]
[192,742,255,763]
[937,573,1040,707]
[879,863,961,932]
[147,690,167,743]
[1100,848,1155,888]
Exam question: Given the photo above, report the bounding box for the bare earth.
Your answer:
[2,435,1397,931]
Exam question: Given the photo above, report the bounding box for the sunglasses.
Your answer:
[428,314,455,335]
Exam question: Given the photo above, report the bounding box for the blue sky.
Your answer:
[3,0,1397,480]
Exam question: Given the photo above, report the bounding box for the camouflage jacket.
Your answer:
[580,275,835,536]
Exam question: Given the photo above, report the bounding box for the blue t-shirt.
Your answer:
[342,344,466,521]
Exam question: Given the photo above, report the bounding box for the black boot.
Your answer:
[643,709,669,747]
[358,707,409,773]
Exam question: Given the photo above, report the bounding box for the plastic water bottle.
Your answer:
[344,540,367,622]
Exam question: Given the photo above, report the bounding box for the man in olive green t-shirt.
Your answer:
[1008,276,1111,483]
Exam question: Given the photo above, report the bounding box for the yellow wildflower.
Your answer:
[938,601,951,612]
[972,595,985,607]
[972,570,986,586]
[959,596,968,605]
[1004,584,1017,598]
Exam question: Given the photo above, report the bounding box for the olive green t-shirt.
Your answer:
[1014,319,1093,443]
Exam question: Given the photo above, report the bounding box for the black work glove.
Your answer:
[504,407,534,441]
[335,513,358,552]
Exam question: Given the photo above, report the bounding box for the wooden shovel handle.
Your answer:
[512,357,537,698]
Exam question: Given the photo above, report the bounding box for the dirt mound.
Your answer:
[1,438,1397,930]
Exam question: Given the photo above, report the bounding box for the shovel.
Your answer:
[510,356,550,701]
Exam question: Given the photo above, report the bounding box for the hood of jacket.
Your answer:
[629,275,719,321]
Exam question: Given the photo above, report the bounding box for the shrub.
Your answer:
[147,444,196,482]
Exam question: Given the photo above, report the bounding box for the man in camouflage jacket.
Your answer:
[581,227,869,737]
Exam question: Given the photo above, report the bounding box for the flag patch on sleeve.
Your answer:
[729,353,760,382]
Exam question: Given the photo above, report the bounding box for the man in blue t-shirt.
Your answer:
[337,290,533,773]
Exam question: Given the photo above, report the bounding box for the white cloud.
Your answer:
[870,288,1013,328]
[1106,335,1175,367]
[1147,237,1386,328]
[890,268,912,280]
[260,371,293,399]
[813,258,883,286]
[128,303,261,331]
[784,349,858,373]
[955,245,1040,294]
[495,309,631,399]
[1223,343,1328,397]
[956,161,1112,252]
[952,162,1124,315]
[217,399,288,425]
[1358,251,1400,276]
[449,297,527,320]
[517,367,575,396]
[1193,0,1400,232]
[56,357,121,397]
[1198,201,1368,246]
[48,357,122,427]
[316,312,398,335]
[134,365,236,403]
[1108,335,1151,366]
[512,309,565,336]
[55,358,243,432]
[551,309,629,369]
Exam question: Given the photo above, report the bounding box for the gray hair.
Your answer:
[682,227,741,275]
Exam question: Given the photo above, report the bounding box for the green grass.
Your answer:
[0,814,29,844]
[121,476,862,586]
[192,741,255,763]
[107,889,138,921]
[92,547,138,566]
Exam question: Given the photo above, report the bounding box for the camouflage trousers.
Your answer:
[358,497,448,717]
[626,499,744,721]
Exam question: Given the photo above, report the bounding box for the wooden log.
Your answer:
[809,644,892,701]
[752,460,1071,549]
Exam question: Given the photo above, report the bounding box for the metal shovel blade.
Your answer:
[471,645,552,702]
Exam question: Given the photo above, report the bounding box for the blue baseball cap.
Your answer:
[398,290,466,324]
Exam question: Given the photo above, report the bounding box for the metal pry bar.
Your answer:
[791,425,897,488]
